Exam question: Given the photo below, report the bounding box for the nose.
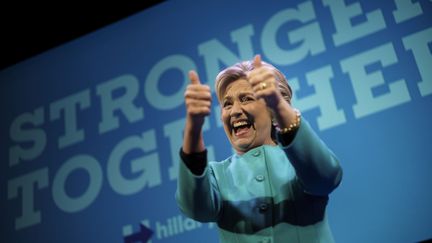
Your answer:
[230,101,242,117]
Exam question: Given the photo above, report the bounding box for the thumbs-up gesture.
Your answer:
[184,70,212,132]
[247,55,284,111]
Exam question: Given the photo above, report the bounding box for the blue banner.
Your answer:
[1,0,431,242]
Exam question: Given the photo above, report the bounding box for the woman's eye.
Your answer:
[241,96,253,102]
[223,101,232,108]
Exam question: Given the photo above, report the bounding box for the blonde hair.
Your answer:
[215,60,292,104]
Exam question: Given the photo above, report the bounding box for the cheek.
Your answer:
[255,109,272,125]
[248,103,269,119]
[221,110,229,124]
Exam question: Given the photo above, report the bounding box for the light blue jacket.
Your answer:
[176,119,343,243]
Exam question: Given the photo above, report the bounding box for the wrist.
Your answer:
[185,115,204,134]
[276,108,301,134]
[183,116,206,154]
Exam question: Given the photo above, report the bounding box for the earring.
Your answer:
[272,119,280,129]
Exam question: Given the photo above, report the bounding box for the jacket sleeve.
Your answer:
[175,155,222,222]
[278,118,343,196]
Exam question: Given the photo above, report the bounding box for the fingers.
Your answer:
[253,54,262,68]
[248,54,268,86]
[249,70,274,88]
[185,94,212,117]
[184,85,212,101]
[185,99,212,115]
[248,54,281,105]
[187,70,211,100]
[185,70,212,118]
[189,70,201,85]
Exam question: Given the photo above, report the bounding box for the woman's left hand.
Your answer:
[247,55,284,111]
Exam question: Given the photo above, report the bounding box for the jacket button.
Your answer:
[255,175,265,182]
[259,203,268,212]
[253,150,261,157]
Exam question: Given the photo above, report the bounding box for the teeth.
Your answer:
[233,121,248,128]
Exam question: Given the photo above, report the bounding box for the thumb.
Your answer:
[253,54,262,68]
[189,70,201,85]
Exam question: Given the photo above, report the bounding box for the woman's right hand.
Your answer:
[182,70,212,153]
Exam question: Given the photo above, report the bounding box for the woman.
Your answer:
[176,55,343,243]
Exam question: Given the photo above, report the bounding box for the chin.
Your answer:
[233,141,255,153]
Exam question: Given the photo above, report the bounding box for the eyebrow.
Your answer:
[223,91,254,102]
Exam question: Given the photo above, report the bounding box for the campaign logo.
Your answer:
[123,222,153,243]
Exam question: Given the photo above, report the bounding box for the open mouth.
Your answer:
[232,119,253,136]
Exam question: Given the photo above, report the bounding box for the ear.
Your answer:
[272,120,279,128]
[271,118,280,131]
[270,119,279,144]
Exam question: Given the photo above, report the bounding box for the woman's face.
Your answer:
[220,79,275,154]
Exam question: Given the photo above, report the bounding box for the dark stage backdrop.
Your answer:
[1,0,431,242]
